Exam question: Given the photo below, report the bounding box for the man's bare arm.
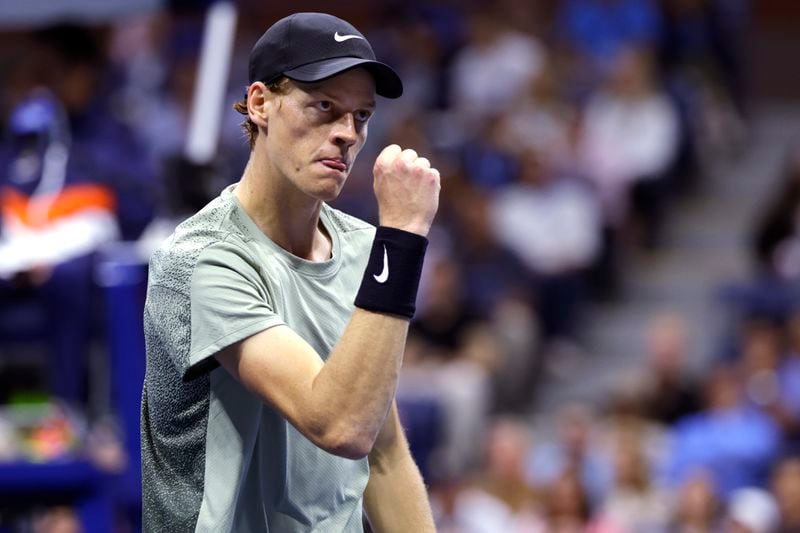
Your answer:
[364,402,436,532]
[216,310,408,459]
[217,144,440,459]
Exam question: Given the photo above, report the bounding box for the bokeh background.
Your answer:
[1,0,800,531]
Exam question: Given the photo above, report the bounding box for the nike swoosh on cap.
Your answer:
[373,245,389,283]
[334,32,364,42]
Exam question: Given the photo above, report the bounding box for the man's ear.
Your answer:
[247,82,270,130]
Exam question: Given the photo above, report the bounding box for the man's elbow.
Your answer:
[313,422,375,460]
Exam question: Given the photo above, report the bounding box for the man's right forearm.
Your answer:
[307,308,409,459]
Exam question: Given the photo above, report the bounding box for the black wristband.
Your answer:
[354,226,428,319]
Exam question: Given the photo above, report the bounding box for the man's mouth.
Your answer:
[319,159,347,172]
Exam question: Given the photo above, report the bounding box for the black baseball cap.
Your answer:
[248,12,403,99]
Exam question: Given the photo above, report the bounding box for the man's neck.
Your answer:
[235,151,332,262]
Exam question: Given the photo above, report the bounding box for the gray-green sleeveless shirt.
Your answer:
[141,184,375,532]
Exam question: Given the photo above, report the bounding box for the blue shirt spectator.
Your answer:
[557,0,663,68]
[667,367,780,498]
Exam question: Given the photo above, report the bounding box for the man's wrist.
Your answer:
[354,226,428,319]
[377,220,430,238]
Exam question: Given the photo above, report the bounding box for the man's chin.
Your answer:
[312,171,348,201]
[312,182,345,203]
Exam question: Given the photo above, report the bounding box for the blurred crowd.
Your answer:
[7,0,800,531]
[420,306,800,532]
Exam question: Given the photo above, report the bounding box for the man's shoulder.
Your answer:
[148,193,248,293]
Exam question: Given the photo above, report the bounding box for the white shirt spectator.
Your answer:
[490,176,601,275]
[580,91,679,187]
[450,28,544,119]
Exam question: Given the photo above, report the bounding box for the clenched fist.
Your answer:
[373,144,441,237]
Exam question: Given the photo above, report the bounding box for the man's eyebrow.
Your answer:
[300,81,322,91]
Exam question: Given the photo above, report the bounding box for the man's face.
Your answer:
[261,68,376,201]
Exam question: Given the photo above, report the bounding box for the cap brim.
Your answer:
[284,57,403,99]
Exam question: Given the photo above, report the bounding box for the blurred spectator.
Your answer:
[556,0,661,61]
[601,378,671,486]
[486,294,542,412]
[540,470,593,533]
[460,114,520,191]
[527,403,613,505]
[397,331,499,479]
[126,17,200,166]
[108,13,168,103]
[771,456,800,532]
[667,365,780,497]
[490,146,601,340]
[437,418,544,532]
[412,255,479,353]
[725,487,779,533]
[393,332,444,482]
[592,428,670,531]
[449,186,534,316]
[641,313,702,425]
[503,58,574,160]
[405,249,536,465]
[557,0,663,64]
[579,47,680,248]
[726,488,778,533]
[477,418,538,512]
[738,320,794,429]
[670,471,722,532]
[555,0,663,98]
[31,506,80,533]
[449,9,544,121]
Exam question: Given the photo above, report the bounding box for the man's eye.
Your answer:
[315,101,332,112]
[355,110,372,123]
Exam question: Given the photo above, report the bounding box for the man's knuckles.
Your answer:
[381,144,402,158]
[376,145,439,183]
[400,149,418,162]
[375,144,401,167]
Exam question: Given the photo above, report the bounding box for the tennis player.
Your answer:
[140,12,439,532]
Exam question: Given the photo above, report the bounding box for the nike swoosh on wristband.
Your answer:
[334,32,364,42]
[373,245,389,283]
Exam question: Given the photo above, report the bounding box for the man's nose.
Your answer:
[332,114,358,147]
